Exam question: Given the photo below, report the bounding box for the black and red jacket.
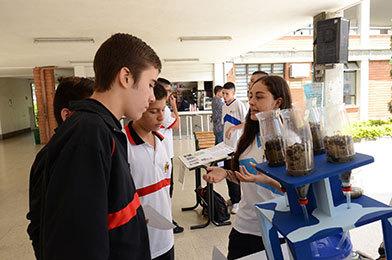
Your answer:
[40,99,150,260]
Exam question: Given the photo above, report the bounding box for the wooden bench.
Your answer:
[194,131,215,150]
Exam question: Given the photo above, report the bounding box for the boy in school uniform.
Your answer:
[38,33,161,260]
[157,77,184,233]
[125,83,174,260]
[221,82,247,214]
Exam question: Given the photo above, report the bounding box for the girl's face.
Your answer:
[248,82,282,121]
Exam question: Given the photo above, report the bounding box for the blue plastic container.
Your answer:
[310,232,352,260]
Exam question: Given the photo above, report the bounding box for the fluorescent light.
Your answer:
[178,36,232,42]
[69,60,93,64]
[163,58,199,62]
[33,37,94,43]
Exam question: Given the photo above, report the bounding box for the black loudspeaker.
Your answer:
[315,18,350,64]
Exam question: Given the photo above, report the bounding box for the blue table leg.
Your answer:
[257,212,284,260]
[381,216,392,260]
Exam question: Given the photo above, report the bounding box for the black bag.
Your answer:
[195,186,230,223]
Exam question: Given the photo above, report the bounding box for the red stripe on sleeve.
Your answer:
[136,178,171,197]
[108,193,141,230]
[111,137,116,156]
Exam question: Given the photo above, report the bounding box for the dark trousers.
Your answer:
[170,158,174,198]
[224,159,241,204]
[227,228,285,260]
[214,131,223,145]
[153,246,174,260]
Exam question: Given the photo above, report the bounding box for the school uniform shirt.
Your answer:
[234,134,283,237]
[125,123,174,259]
[160,105,176,159]
[222,99,247,148]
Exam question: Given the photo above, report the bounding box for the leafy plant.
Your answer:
[348,119,392,141]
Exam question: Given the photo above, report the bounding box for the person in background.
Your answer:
[211,85,224,144]
[225,71,269,139]
[204,75,292,259]
[39,33,161,260]
[125,83,175,260]
[157,77,184,234]
[221,82,247,214]
[248,71,268,90]
[27,77,94,259]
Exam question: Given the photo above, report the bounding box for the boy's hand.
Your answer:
[225,126,234,139]
[202,167,227,183]
[169,95,177,110]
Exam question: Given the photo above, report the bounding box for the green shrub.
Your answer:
[348,119,392,141]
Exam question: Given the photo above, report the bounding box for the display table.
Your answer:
[255,153,392,259]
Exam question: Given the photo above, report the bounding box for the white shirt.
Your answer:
[160,106,176,159]
[222,99,247,148]
[234,134,283,237]
[124,123,174,258]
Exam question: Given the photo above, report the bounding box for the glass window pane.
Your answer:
[260,64,272,73]
[247,64,259,75]
[235,65,246,75]
[343,71,356,105]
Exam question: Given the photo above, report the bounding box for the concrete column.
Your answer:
[359,58,369,121]
[358,0,370,48]
[74,65,86,77]
[358,0,370,121]
[323,11,345,106]
[213,62,224,86]
[197,81,204,90]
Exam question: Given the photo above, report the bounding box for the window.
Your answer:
[343,62,359,106]
[343,71,356,105]
[234,63,284,102]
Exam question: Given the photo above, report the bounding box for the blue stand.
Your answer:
[255,153,392,259]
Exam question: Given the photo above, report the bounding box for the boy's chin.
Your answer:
[152,125,161,132]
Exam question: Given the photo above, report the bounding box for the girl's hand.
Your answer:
[202,167,227,183]
[235,165,271,184]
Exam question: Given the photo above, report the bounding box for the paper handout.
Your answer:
[143,205,176,230]
[179,142,235,170]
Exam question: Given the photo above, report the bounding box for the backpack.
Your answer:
[195,186,230,223]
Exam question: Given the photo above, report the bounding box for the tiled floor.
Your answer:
[0,133,391,259]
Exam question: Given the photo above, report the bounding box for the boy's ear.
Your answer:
[60,108,73,122]
[118,67,135,89]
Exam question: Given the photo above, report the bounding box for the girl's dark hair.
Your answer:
[231,75,292,171]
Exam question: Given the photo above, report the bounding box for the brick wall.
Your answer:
[368,80,392,119]
[33,67,56,144]
[367,61,392,119]
[43,68,57,138]
[369,61,391,81]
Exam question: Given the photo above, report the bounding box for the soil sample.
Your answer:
[285,142,313,176]
[309,122,325,155]
[264,137,285,167]
[324,135,355,163]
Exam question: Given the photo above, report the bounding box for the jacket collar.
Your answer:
[69,99,122,131]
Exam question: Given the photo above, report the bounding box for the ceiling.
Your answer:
[0,0,360,78]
